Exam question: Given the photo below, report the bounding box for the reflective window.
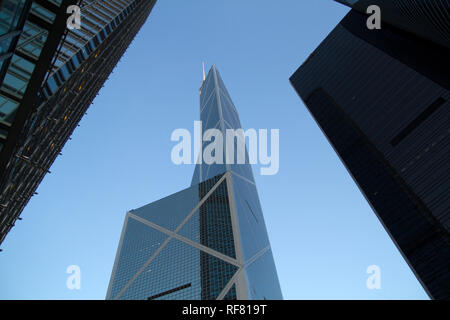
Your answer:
[244,249,283,299]
[30,3,56,24]
[0,0,26,37]
[0,94,18,124]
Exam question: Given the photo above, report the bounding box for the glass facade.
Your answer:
[107,66,282,300]
[0,0,73,244]
[0,0,158,246]
[290,8,449,299]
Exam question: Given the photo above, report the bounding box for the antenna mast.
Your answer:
[202,62,206,81]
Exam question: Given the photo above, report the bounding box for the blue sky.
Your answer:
[0,0,428,299]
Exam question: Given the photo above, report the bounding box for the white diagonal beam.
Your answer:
[113,235,172,300]
[129,213,241,268]
[245,245,270,267]
[174,173,227,234]
[216,268,242,300]
[112,173,228,300]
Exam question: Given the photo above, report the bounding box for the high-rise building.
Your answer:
[106,65,282,300]
[290,2,449,299]
[0,0,158,246]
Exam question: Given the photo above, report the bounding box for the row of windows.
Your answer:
[0,2,53,126]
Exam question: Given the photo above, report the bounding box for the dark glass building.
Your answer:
[335,0,450,49]
[106,65,282,300]
[0,0,158,246]
[290,1,449,299]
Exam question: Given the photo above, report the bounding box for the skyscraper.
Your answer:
[290,2,449,299]
[106,65,282,300]
[0,0,158,246]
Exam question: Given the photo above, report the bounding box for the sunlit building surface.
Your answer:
[290,1,449,299]
[0,0,157,245]
[106,65,282,300]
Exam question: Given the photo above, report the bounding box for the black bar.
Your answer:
[391,97,446,146]
[147,283,192,300]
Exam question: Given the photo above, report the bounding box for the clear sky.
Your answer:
[0,0,428,299]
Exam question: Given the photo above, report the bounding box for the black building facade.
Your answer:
[290,2,449,299]
[0,0,157,246]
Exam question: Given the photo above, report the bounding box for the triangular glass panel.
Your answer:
[119,238,202,300]
[244,248,282,300]
[229,174,270,262]
[108,216,169,299]
[131,182,202,232]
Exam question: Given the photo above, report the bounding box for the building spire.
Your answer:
[199,62,206,95]
[202,62,206,81]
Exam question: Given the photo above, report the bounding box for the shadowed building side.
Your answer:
[290,7,449,299]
